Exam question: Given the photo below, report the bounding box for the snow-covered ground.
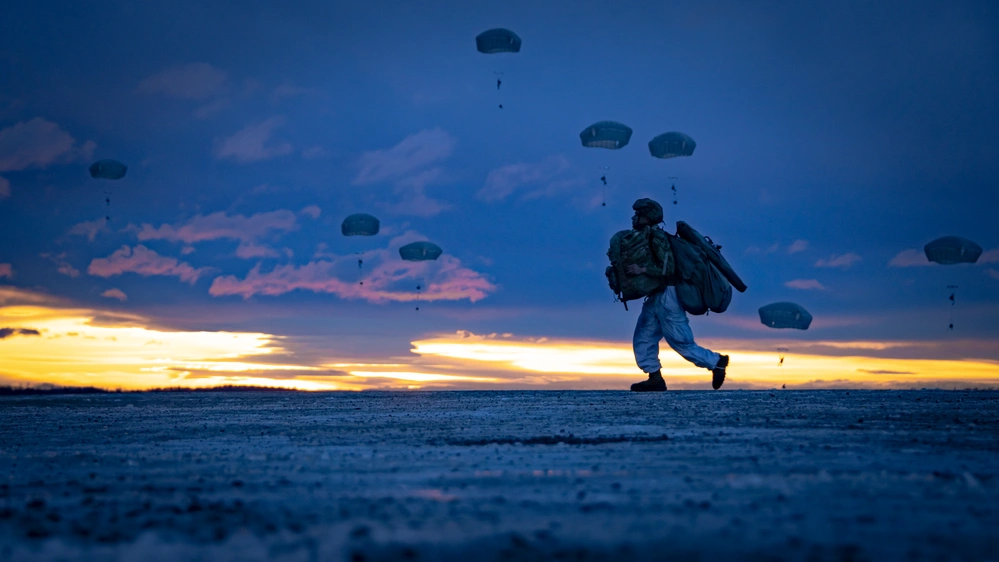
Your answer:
[1,390,996,561]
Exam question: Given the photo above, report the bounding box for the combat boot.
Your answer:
[631,370,666,392]
[712,355,729,390]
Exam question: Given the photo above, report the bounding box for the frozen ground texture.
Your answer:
[1,390,997,561]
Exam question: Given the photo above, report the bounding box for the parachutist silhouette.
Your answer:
[782,384,786,389]
[947,285,958,329]
[496,78,502,90]
[358,259,363,269]
[600,175,607,186]
[498,104,503,109]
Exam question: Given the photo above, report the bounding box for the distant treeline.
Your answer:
[0,385,300,396]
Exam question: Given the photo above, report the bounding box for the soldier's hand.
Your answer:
[626,264,646,276]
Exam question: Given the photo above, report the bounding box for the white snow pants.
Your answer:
[633,286,721,373]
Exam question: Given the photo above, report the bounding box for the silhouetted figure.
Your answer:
[496,78,502,90]
[609,199,728,392]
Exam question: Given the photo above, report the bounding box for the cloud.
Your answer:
[0,118,95,173]
[213,117,293,163]
[235,242,281,259]
[101,288,127,302]
[815,252,862,268]
[0,177,8,199]
[299,205,321,219]
[787,239,809,254]
[193,98,231,119]
[67,219,108,242]
[0,327,41,339]
[478,155,578,202]
[353,128,455,185]
[889,249,931,267]
[0,263,11,278]
[745,241,810,256]
[209,232,496,303]
[857,369,916,375]
[137,209,299,246]
[301,146,327,159]
[980,249,999,264]
[88,245,212,284]
[785,278,826,290]
[379,188,451,218]
[41,252,80,278]
[137,63,228,100]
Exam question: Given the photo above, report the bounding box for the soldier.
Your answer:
[622,199,728,391]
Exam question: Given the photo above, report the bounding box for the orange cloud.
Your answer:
[88,245,212,284]
[209,232,495,303]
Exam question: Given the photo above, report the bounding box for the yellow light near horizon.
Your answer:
[348,370,502,383]
[0,305,320,390]
[411,334,999,389]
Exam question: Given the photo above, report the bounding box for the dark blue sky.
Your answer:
[2,0,998,367]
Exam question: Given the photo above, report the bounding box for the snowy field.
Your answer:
[1,390,997,561]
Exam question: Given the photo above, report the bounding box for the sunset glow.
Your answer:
[2,291,997,391]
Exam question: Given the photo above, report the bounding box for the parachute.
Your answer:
[341,214,380,237]
[758,302,812,330]
[341,213,380,284]
[88,159,127,221]
[648,132,696,159]
[89,159,127,180]
[476,28,520,108]
[580,121,633,150]
[580,121,632,206]
[399,241,442,262]
[923,236,982,265]
[648,132,695,205]
[476,28,521,54]
[922,236,982,329]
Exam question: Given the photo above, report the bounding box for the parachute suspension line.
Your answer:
[777,347,789,367]
[494,72,504,109]
[599,166,609,207]
[669,176,678,205]
[947,285,958,330]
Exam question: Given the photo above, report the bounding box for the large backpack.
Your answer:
[671,221,747,315]
[670,235,733,315]
[605,226,673,308]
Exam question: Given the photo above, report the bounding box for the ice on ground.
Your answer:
[0,390,997,561]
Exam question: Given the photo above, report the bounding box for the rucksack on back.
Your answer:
[605,227,672,307]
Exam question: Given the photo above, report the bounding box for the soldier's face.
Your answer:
[631,213,645,229]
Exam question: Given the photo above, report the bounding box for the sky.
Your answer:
[1,0,998,390]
